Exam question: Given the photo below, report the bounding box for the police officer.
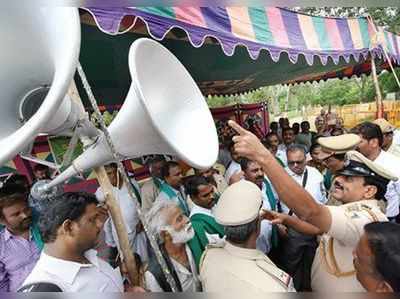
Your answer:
[200,180,294,292]
[316,134,361,206]
[228,120,397,292]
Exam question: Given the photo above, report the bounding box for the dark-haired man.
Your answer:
[156,161,190,216]
[32,164,51,182]
[185,176,224,267]
[352,122,400,222]
[276,127,295,166]
[141,155,166,213]
[239,158,280,254]
[195,167,228,196]
[22,192,126,292]
[229,120,396,292]
[353,222,400,292]
[0,184,43,291]
[296,121,314,151]
[224,141,243,185]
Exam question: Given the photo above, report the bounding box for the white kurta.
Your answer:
[96,182,148,262]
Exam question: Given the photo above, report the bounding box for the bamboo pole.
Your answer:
[67,82,139,286]
[370,57,384,119]
[94,166,139,286]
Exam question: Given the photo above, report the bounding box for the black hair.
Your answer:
[265,132,279,140]
[362,176,389,201]
[282,127,294,136]
[364,222,400,292]
[185,175,210,197]
[263,132,280,148]
[0,183,28,218]
[104,162,118,169]
[240,157,258,172]
[33,164,49,172]
[6,174,30,188]
[270,122,278,130]
[39,192,98,243]
[146,155,166,166]
[332,153,346,161]
[286,143,307,156]
[309,143,322,154]
[224,218,259,244]
[351,122,384,148]
[160,161,180,179]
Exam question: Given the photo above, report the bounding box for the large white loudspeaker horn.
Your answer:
[47,38,219,188]
[0,7,81,166]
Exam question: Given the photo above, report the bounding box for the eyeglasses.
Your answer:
[288,160,305,166]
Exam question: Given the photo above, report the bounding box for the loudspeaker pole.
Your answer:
[75,63,179,292]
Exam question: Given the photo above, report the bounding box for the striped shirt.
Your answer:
[0,228,41,291]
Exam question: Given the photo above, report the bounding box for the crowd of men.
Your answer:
[1,112,400,293]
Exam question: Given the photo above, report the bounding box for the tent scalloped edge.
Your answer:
[82,7,399,67]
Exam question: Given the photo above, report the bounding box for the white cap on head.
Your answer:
[214,180,262,226]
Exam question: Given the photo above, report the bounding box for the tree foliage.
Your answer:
[207,8,400,110]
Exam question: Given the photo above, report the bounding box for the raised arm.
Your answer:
[230,120,332,233]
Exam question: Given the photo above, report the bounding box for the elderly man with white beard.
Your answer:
[144,200,202,292]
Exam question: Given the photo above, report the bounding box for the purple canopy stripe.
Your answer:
[83,7,400,67]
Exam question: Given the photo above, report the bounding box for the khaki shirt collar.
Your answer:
[224,241,265,260]
[343,199,380,209]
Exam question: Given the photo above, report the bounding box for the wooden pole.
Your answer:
[94,166,139,286]
[67,82,139,286]
[370,57,384,119]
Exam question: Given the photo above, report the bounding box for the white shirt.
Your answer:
[144,245,201,292]
[374,150,400,217]
[286,165,327,205]
[393,129,400,146]
[22,250,123,292]
[224,160,242,184]
[190,204,214,218]
[276,144,288,166]
[96,183,148,262]
[256,178,278,254]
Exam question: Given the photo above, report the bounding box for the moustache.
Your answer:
[256,176,264,181]
[21,217,32,227]
[334,180,344,190]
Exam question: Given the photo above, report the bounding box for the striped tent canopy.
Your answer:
[78,7,400,99]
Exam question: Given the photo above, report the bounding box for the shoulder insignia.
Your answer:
[361,204,372,210]
[205,241,225,249]
[255,260,292,289]
[345,204,362,212]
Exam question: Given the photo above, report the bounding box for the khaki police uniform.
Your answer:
[317,134,361,207]
[200,241,293,292]
[199,180,294,292]
[311,199,387,291]
[311,151,397,292]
